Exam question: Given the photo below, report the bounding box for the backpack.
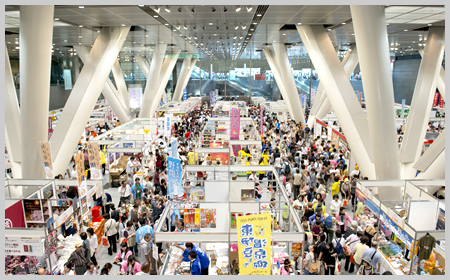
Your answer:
[334,238,344,256]
[284,163,291,174]
[324,215,333,229]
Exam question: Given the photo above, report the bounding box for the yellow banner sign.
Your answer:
[87,142,102,179]
[236,213,272,275]
[75,152,85,187]
[39,142,54,179]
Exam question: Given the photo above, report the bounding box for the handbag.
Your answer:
[342,199,348,207]
[334,258,341,275]
[349,253,355,264]
[309,259,319,274]
[102,236,109,247]
[344,240,358,255]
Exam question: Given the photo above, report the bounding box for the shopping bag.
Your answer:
[343,199,348,207]
[102,236,109,247]
[349,254,355,264]
[335,258,341,275]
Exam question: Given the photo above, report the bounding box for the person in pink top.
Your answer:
[280,259,293,275]
[121,255,142,275]
[114,242,133,267]
[329,159,338,169]
[335,207,353,234]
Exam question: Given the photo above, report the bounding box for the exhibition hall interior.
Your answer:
[4,4,445,276]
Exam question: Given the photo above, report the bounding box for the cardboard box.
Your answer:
[435,252,445,270]
[433,267,444,275]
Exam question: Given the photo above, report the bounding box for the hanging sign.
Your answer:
[5,201,26,228]
[48,117,53,140]
[260,108,264,135]
[210,91,216,107]
[401,99,406,118]
[5,235,45,257]
[87,142,102,180]
[39,142,54,179]
[165,114,172,136]
[439,95,444,108]
[129,87,143,108]
[170,140,178,158]
[55,207,73,228]
[236,213,272,275]
[230,108,241,157]
[167,157,182,199]
[360,185,373,200]
[388,208,405,230]
[63,69,72,90]
[75,152,87,197]
[81,196,88,216]
[183,89,187,101]
[156,113,159,136]
[433,92,440,107]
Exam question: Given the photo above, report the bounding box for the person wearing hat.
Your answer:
[357,254,375,275]
[280,258,293,275]
[67,242,88,275]
[340,178,351,202]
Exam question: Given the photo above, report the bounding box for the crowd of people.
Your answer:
[7,100,393,276]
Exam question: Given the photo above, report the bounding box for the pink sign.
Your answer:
[230,108,241,157]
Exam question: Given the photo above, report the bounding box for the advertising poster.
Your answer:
[184,209,200,230]
[129,87,143,108]
[236,213,272,275]
[75,152,85,188]
[5,235,44,257]
[355,187,368,204]
[170,140,178,159]
[48,117,53,140]
[401,99,406,118]
[87,142,102,180]
[231,212,244,229]
[81,195,88,216]
[191,186,205,202]
[39,142,54,179]
[5,201,26,228]
[439,95,444,108]
[230,108,241,157]
[165,114,172,136]
[436,208,445,230]
[338,138,349,154]
[41,184,54,200]
[331,130,340,150]
[200,209,217,228]
[23,200,43,222]
[433,92,440,107]
[380,211,413,249]
[167,157,182,199]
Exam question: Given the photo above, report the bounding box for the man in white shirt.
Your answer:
[70,164,78,179]
[126,156,139,175]
[84,263,99,275]
[119,180,132,204]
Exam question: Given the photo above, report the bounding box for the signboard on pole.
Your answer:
[48,117,53,140]
[167,157,182,199]
[39,142,54,179]
[236,213,272,275]
[165,114,172,136]
[183,89,187,101]
[87,142,102,180]
[230,108,241,157]
[63,69,72,90]
[401,99,406,118]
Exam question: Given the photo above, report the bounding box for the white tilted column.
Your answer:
[5,45,22,164]
[263,48,296,122]
[399,26,445,178]
[19,5,54,179]
[297,25,375,179]
[415,150,445,179]
[419,49,445,100]
[140,44,167,118]
[75,45,131,123]
[50,27,129,176]
[272,43,307,127]
[136,55,150,78]
[150,50,181,118]
[112,60,130,109]
[172,56,192,101]
[173,57,198,101]
[351,6,401,186]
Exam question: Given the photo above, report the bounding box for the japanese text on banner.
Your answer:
[167,157,182,199]
[230,108,241,157]
[236,213,272,275]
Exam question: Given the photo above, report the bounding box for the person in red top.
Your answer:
[153,168,161,190]
[90,130,98,138]
[185,131,191,139]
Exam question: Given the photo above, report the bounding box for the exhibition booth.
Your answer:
[260,102,290,123]
[212,101,248,118]
[5,178,105,274]
[153,162,304,275]
[353,179,445,275]
[156,100,200,116]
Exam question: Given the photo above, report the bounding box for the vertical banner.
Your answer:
[129,86,143,108]
[156,112,159,136]
[210,91,215,107]
[331,130,340,150]
[39,142,54,179]
[230,108,241,157]
[87,142,102,180]
[260,108,264,135]
[167,157,182,199]
[401,99,406,118]
[433,92,440,107]
[439,95,444,108]
[165,114,172,136]
[5,201,26,228]
[48,117,53,140]
[63,69,72,90]
[170,140,178,158]
[75,152,87,197]
[183,89,187,101]
[310,88,316,104]
[236,213,272,275]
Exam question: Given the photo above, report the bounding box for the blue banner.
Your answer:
[183,89,187,101]
[167,157,182,199]
[210,91,216,107]
[380,211,413,248]
[365,199,380,216]
[170,140,178,158]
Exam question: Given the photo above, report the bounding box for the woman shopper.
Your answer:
[330,195,342,216]
[114,242,133,266]
[335,207,353,234]
[63,262,75,275]
[323,242,337,275]
[79,232,91,269]
[353,236,370,272]
[280,258,293,275]
[123,221,138,256]
[86,227,99,269]
[104,213,118,256]
[344,231,363,274]
[100,263,112,275]
[303,245,318,275]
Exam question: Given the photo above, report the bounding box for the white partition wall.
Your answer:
[408,201,439,231]
[205,181,229,202]
[200,202,229,233]
[230,181,255,202]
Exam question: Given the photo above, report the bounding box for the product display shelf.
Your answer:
[160,246,185,275]
[89,219,105,246]
[378,241,408,275]
[54,235,83,274]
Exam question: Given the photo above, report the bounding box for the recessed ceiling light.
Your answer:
[79,25,83,27]
[64,40,67,42]
[173,29,177,31]
[386,23,389,25]
[165,23,169,26]
[273,41,276,42]
[54,17,59,21]
[138,5,144,7]
[250,29,254,31]
[79,42,82,45]
[428,24,432,26]
[15,46,19,49]
[328,29,332,31]
[209,23,213,25]
[297,23,302,25]
[257,14,262,17]
[79,6,84,8]
[154,15,158,18]
[342,22,346,25]
[79,36,82,38]
[283,34,286,35]
[121,24,126,26]
[145,35,149,37]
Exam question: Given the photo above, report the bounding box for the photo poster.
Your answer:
[81,195,88,216]
[291,243,303,259]
[230,108,241,157]
[191,186,205,202]
[231,212,244,229]
[39,141,54,179]
[41,184,54,200]
[201,209,217,228]
[236,213,272,275]
[87,142,102,180]
[184,209,200,230]
[436,208,445,230]
[23,200,43,222]
[338,137,349,154]
[355,187,368,204]
[5,235,45,257]
[167,157,182,199]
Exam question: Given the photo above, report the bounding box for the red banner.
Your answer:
[5,201,26,228]
[439,95,444,108]
[230,108,241,157]
[433,92,440,107]
[254,74,266,80]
